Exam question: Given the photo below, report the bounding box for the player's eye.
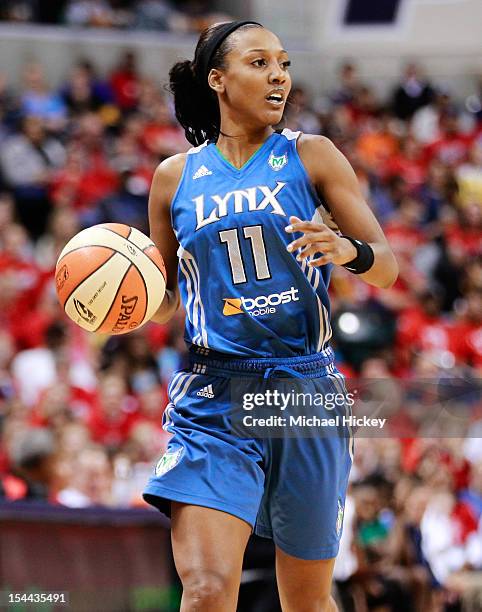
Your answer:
[252,59,267,67]
[281,60,291,69]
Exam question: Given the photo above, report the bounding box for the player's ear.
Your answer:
[208,68,225,94]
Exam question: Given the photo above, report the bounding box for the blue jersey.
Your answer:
[171,128,337,357]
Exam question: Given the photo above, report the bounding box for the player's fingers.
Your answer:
[308,254,334,267]
[289,215,302,225]
[297,243,333,260]
[285,220,327,234]
[287,232,328,252]
[297,245,319,260]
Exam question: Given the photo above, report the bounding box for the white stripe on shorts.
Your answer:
[327,365,354,461]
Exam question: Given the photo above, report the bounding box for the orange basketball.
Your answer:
[55,223,166,335]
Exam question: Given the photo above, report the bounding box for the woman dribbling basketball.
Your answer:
[143,21,398,611]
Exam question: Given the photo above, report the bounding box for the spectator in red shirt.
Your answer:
[396,290,455,367]
[349,84,381,124]
[87,373,138,449]
[12,280,59,350]
[383,135,425,191]
[379,197,427,308]
[0,223,44,337]
[49,142,86,209]
[451,289,482,370]
[110,50,141,112]
[80,168,150,235]
[434,204,482,309]
[53,113,119,210]
[424,111,473,167]
[443,203,482,259]
[141,98,188,157]
[384,196,426,257]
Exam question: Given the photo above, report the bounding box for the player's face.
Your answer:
[214,28,292,128]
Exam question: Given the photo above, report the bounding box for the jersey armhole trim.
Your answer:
[287,131,332,217]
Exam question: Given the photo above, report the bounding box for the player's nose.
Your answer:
[268,62,286,84]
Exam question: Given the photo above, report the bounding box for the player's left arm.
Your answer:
[287,134,399,289]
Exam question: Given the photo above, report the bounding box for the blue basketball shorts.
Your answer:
[143,347,353,560]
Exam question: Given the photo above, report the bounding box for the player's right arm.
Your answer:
[149,153,186,324]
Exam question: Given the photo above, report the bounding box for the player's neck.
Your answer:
[216,121,273,170]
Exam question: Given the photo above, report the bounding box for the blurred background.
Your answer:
[0,1,481,611]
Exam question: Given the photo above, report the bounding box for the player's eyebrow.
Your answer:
[245,48,288,54]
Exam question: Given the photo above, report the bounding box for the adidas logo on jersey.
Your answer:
[197,384,214,398]
[193,165,213,180]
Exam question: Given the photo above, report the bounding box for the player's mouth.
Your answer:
[265,90,285,107]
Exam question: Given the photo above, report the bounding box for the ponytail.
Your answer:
[169,21,262,147]
[169,59,219,146]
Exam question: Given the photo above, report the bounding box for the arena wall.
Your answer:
[0,0,481,100]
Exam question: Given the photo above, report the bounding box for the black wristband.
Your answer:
[340,236,375,274]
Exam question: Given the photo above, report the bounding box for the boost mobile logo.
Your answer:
[223,287,299,317]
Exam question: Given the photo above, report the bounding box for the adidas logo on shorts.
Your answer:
[193,165,213,180]
[197,384,214,398]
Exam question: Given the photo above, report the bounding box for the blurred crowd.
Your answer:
[0,0,231,33]
[0,52,480,611]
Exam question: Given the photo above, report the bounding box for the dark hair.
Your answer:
[169,22,262,146]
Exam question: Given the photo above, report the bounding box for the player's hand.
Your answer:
[285,215,357,267]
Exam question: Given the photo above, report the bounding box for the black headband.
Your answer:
[195,20,262,88]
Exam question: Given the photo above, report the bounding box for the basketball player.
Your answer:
[143,21,398,612]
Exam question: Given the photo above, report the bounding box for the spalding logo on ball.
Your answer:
[55,223,166,335]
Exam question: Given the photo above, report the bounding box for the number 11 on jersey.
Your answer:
[219,225,271,285]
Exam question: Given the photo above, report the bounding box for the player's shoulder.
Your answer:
[149,153,188,208]
[153,140,210,183]
[297,134,345,182]
[154,153,187,183]
[297,133,339,158]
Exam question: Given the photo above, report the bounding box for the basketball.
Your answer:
[55,223,166,334]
